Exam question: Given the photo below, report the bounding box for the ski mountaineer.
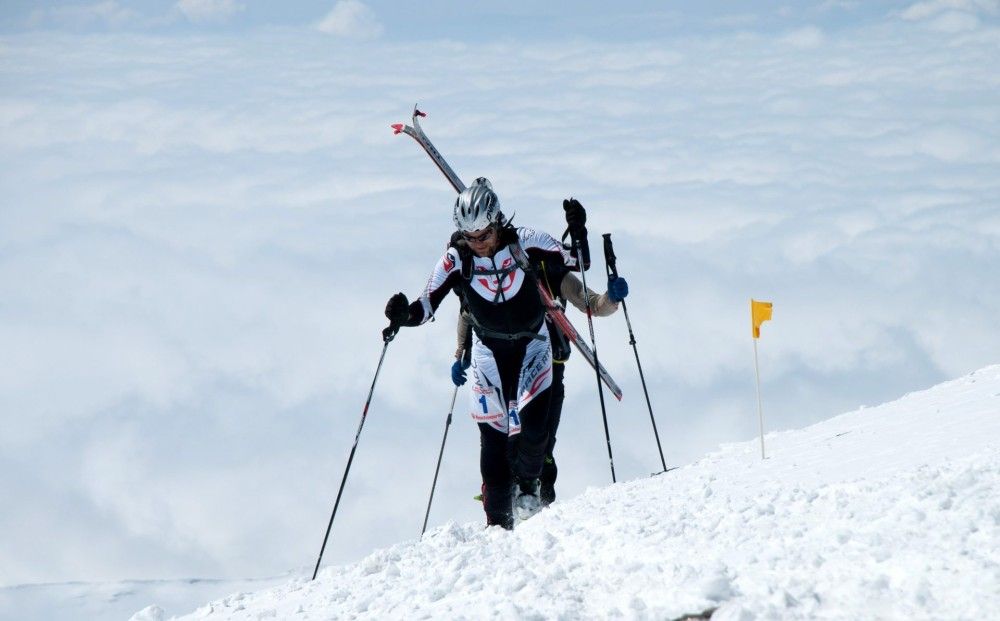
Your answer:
[451,198,629,507]
[384,177,583,529]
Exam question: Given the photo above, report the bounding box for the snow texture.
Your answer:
[168,365,1000,620]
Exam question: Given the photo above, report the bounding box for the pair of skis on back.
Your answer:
[392,107,623,401]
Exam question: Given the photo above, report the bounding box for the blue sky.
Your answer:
[0,1,943,38]
[2,0,999,594]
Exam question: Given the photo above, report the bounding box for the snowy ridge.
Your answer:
[161,367,1000,620]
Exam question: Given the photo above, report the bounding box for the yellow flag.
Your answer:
[751,299,773,339]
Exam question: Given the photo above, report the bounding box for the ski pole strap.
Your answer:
[382,323,399,342]
[562,229,590,270]
[602,233,618,277]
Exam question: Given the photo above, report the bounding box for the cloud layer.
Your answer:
[1,10,998,586]
[315,0,383,39]
[175,0,245,25]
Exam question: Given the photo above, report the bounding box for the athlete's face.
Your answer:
[463,226,498,257]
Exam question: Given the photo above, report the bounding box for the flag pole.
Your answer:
[753,336,765,460]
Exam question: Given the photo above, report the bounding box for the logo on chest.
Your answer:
[471,257,524,300]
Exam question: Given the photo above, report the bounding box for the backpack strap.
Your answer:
[465,311,545,342]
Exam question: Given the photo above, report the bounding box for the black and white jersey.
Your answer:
[406,227,579,341]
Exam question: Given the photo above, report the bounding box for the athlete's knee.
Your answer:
[520,390,551,434]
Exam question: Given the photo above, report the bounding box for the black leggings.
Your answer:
[477,336,551,525]
[546,362,566,458]
[541,362,565,485]
[478,407,548,526]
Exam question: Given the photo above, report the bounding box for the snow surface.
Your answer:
[157,365,1000,620]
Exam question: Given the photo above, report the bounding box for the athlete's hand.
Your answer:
[563,198,587,244]
[385,292,409,323]
[451,359,471,386]
[607,276,629,303]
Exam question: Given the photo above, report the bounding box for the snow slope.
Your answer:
[159,365,1000,620]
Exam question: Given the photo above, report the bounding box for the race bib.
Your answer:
[507,400,522,437]
[470,383,505,426]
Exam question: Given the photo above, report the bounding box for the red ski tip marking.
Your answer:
[391,124,404,134]
[415,109,427,117]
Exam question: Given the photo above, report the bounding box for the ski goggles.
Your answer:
[463,228,495,244]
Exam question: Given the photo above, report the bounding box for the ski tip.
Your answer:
[391,123,404,135]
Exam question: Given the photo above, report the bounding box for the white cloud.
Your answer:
[819,0,861,10]
[27,1,138,29]
[1,14,998,589]
[316,0,384,39]
[899,0,998,20]
[928,10,983,30]
[175,0,245,24]
[864,125,990,162]
[779,25,825,48]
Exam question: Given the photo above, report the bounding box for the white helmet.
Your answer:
[453,177,505,232]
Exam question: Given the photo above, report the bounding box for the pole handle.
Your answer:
[602,233,619,278]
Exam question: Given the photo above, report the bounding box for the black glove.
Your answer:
[384,292,410,328]
[563,198,587,243]
[562,198,591,269]
[449,230,473,265]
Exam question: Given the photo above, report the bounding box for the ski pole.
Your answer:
[311,324,398,581]
[603,234,667,473]
[421,385,459,536]
[574,233,616,483]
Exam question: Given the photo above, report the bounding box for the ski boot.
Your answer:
[482,484,513,530]
[512,477,542,522]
